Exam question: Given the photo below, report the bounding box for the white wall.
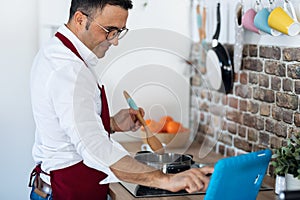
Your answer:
[97,0,193,142]
[0,0,38,199]
[38,0,71,47]
[127,0,191,38]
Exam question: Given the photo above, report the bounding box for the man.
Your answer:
[30,0,213,199]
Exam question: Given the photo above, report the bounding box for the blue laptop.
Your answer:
[204,149,272,200]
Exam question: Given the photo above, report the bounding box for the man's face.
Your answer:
[80,5,129,58]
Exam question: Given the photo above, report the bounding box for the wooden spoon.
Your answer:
[123,91,165,154]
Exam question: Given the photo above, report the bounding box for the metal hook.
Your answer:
[268,0,275,10]
[254,0,262,12]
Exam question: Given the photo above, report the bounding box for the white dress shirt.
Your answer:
[31,25,129,185]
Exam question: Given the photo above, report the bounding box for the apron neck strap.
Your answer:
[55,31,112,137]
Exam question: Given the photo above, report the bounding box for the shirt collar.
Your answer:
[57,25,99,67]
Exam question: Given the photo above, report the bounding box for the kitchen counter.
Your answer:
[109,141,276,200]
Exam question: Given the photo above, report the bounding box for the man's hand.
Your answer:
[110,108,145,132]
[162,167,214,193]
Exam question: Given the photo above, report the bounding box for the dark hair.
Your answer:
[69,0,133,20]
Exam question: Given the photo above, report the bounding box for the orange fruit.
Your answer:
[144,119,154,126]
[166,121,182,134]
[159,116,174,132]
[142,119,163,133]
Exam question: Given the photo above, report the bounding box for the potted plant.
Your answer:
[272,132,300,192]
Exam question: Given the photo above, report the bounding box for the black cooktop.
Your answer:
[136,185,204,197]
[120,181,273,198]
[120,181,205,198]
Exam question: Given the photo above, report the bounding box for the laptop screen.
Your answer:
[204,149,272,200]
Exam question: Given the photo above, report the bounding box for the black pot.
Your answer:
[134,152,194,174]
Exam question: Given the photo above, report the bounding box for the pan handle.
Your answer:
[212,2,221,41]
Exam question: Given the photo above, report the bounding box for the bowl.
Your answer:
[140,130,190,149]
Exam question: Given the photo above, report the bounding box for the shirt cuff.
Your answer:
[99,170,121,184]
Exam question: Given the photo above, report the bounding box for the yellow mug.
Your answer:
[268,7,300,36]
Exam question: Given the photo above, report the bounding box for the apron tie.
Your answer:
[28,164,50,187]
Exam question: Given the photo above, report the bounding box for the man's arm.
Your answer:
[110,155,213,193]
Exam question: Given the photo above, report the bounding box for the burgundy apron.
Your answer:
[48,32,112,200]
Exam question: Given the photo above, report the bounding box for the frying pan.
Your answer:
[206,2,233,94]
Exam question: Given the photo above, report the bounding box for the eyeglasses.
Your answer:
[81,12,128,41]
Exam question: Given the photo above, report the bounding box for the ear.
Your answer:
[73,11,87,28]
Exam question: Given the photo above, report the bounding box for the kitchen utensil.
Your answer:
[201,6,207,48]
[196,2,207,43]
[134,152,193,174]
[196,2,208,74]
[234,2,244,73]
[205,2,233,94]
[196,3,202,41]
[201,7,207,42]
[206,50,222,90]
[123,91,165,154]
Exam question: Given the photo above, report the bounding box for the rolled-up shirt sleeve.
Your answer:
[48,60,128,183]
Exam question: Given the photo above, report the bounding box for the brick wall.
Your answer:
[191,45,300,175]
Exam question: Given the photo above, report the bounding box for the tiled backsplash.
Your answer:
[191,44,300,176]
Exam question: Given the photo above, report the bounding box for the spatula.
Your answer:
[123,91,165,154]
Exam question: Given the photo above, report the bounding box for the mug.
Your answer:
[254,8,281,36]
[242,8,260,34]
[268,7,300,36]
